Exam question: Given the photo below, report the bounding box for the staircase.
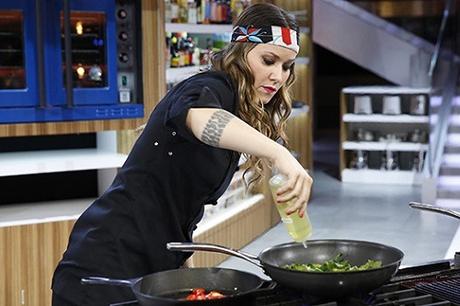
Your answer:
[312,0,452,88]
[437,98,460,207]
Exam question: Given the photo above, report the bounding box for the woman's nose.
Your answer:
[269,66,283,82]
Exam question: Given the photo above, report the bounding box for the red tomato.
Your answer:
[205,291,225,299]
[185,294,196,301]
[193,288,206,294]
[185,288,225,301]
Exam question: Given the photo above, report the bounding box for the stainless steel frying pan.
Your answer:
[409,202,460,219]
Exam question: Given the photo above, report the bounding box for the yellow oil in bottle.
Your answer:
[269,174,312,243]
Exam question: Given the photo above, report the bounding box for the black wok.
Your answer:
[167,239,404,299]
[81,267,268,305]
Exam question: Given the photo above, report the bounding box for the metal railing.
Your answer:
[423,0,458,179]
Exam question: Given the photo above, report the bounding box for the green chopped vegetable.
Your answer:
[284,253,382,272]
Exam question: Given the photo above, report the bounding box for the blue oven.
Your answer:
[0,0,143,123]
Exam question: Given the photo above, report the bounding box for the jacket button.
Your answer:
[154,142,159,146]
[168,152,173,156]
[172,131,177,136]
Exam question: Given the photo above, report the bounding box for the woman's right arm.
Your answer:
[186,107,312,216]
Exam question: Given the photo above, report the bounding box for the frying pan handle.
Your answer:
[167,242,264,269]
[409,202,460,219]
[81,277,134,287]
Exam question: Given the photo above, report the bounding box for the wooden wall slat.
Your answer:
[0,220,75,306]
[286,110,312,170]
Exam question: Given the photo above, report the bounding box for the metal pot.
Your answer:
[167,240,404,299]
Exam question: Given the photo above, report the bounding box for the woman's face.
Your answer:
[246,44,297,104]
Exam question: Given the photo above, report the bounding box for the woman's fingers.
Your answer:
[284,175,312,216]
[276,174,298,196]
[296,183,312,217]
[276,174,302,203]
[284,178,308,215]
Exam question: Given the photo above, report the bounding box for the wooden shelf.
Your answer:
[0,198,93,228]
[343,114,429,123]
[165,23,233,34]
[194,194,264,237]
[0,193,264,233]
[167,58,310,85]
[342,86,431,95]
[343,141,428,152]
[295,56,310,65]
[290,105,309,119]
[0,149,127,177]
[166,65,208,83]
[299,26,310,34]
[165,23,310,35]
[341,169,423,185]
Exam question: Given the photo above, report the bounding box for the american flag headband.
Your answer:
[231,25,299,54]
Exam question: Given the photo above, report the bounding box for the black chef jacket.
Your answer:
[52,70,241,305]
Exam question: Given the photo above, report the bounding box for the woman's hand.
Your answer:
[272,146,313,217]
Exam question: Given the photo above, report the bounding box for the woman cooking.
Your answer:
[52,3,312,305]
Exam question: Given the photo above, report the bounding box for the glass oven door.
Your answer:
[0,0,38,107]
[44,0,117,107]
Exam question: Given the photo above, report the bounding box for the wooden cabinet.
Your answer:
[0,220,75,306]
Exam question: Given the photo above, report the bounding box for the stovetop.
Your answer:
[111,260,460,306]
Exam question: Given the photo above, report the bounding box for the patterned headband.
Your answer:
[231,25,299,53]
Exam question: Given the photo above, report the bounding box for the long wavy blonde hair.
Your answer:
[210,3,298,187]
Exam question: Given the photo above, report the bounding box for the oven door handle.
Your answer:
[35,0,47,108]
[62,0,74,108]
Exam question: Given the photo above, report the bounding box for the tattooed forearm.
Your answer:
[201,110,235,147]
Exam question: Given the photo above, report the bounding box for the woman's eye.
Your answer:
[263,58,275,65]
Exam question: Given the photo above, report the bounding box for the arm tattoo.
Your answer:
[201,110,235,147]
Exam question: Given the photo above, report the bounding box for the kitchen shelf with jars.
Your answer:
[340,86,431,185]
[164,0,247,86]
[164,0,311,87]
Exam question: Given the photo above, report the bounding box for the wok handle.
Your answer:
[81,277,133,287]
[166,242,264,269]
[409,202,460,219]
